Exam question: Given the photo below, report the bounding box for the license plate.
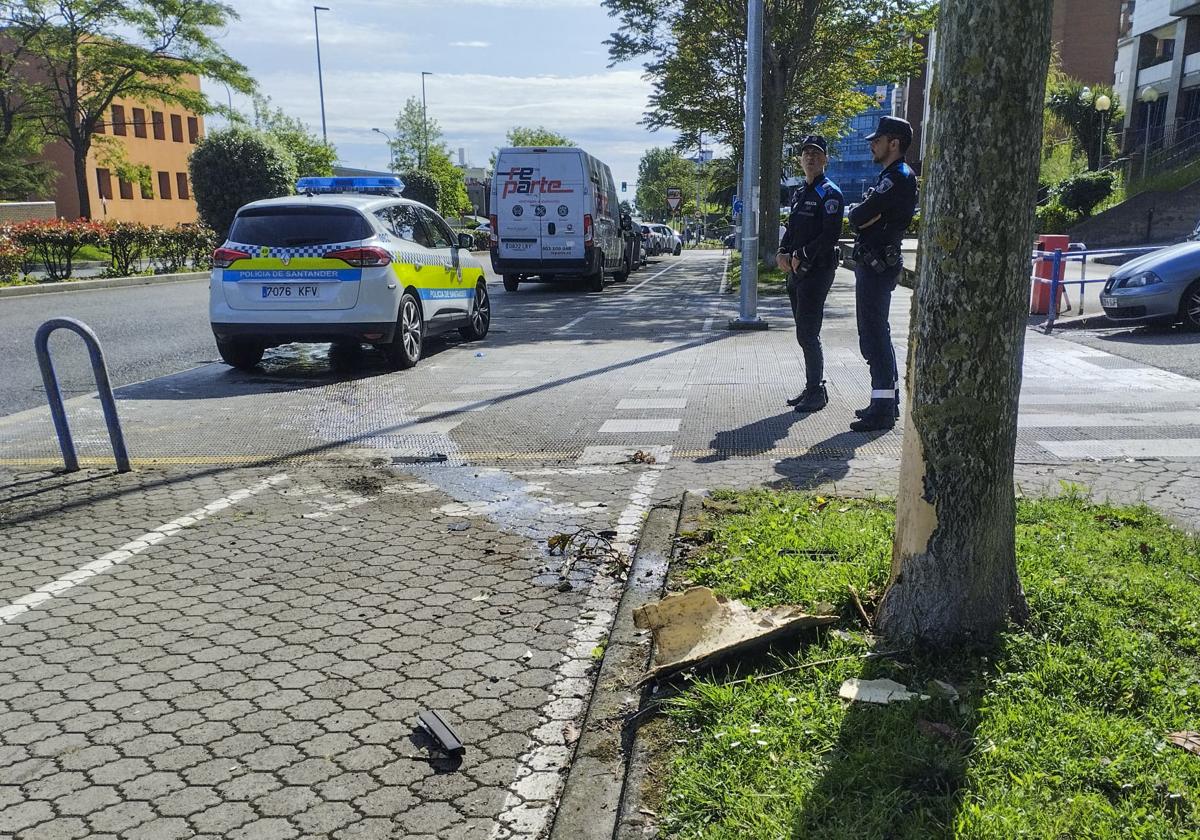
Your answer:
[1100,295,1117,308]
[262,284,319,299]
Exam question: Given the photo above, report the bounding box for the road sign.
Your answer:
[733,198,744,215]
[666,188,682,211]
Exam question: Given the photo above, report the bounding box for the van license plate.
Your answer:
[262,284,319,299]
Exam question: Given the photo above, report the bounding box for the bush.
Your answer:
[0,232,27,283]
[399,169,440,210]
[150,223,219,274]
[190,127,296,239]
[102,221,155,277]
[1055,170,1116,217]
[1035,201,1079,234]
[11,218,107,282]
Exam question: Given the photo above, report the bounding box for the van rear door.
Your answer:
[494,150,585,264]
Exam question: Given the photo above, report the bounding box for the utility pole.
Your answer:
[420,71,432,170]
[729,0,767,330]
[313,6,330,144]
[695,132,704,248]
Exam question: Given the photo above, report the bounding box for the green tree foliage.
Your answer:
[387,97,441,172]
[604,0,934,258]
[9,0,254,219]
[636,147,703,220]
[489,125,575,169]
[398,169,440,210]
[0,5,56,199]
[1046,76,1123,172]
[189,127,295,239]
[1055,170,1115,217]
[250,94,336,178]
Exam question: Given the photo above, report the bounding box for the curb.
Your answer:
[0,271,206,298]
[548,493,686,840]
[613,491,704,840]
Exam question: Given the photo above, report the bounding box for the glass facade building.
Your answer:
[824,84,896,202]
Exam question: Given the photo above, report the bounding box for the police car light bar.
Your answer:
[296,176,406,196]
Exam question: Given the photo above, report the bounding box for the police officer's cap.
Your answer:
[799,135,828,154]
[865,116,913,146]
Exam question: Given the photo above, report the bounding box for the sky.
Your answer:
[202,0,680,197]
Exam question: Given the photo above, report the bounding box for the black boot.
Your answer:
[850,398,897,432]
[854,392,900,419]
[793,382,828,414]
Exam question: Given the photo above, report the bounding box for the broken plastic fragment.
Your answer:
[838,678,929,705]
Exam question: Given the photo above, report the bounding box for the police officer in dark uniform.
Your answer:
[847,116,918,432]
[777,135,844,413]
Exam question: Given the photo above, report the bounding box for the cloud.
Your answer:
[450,41,491,48]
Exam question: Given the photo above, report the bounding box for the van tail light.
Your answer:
[324,246,392,267]
[489,214,498,249]
[584,214,594,248]
[212,247,250,268]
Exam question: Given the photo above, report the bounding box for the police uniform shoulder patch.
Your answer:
[814,183,828,198]
[878,177,894,193]
[825,198,840,214]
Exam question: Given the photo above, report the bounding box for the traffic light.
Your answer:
[621,181,627,192]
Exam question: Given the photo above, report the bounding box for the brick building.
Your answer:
[1053,0,1123,86]
[38,74,205,224]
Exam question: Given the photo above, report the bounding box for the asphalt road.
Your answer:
[0,278,215,417]
[1052,322,1200,381]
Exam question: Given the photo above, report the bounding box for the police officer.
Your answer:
[847,116,918,432]
[777,135,844,413]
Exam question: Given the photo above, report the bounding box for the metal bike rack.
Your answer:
[34,317,131,473]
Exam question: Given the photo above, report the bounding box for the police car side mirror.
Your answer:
[457,232,474,250]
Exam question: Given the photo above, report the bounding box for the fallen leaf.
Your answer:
[1139,542,1152,556]
[562,722,581,745]
[1168,731,1200,755]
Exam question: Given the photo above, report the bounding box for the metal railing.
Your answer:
[34,318,131,473]
[1031,246,1163,334]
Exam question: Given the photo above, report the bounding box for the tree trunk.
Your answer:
[757,63,787,263]
[875,0,1052,648]
[72,143,91,220]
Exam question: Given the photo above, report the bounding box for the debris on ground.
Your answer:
[417,709,466,756]
[632,586,838,683]
[1168,731,1200,755]
[838,678,930,705]
[547,528,625,580]
[629,449,657,464]
[929,679,960,702]
[917,719,969,746]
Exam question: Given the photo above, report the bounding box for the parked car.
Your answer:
[210,176,488,370]
[652,224,683,256]
[632,218,658,258]
[1100,239,1200,330]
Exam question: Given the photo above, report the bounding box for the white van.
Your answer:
[489,147,626,293]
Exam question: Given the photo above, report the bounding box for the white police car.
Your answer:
[209,176,489,370]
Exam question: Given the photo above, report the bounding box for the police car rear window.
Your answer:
[228,206,372,247]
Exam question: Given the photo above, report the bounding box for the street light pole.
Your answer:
[372,127,395,171]
[420,71,432,170]
[1140,86,1159,181]
[313,6,330,145]
[1095,93,1112,169]
[729,0,767,330]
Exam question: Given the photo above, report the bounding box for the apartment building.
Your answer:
[1053,0,1123,86]
[39,74,205,224]
[1112,0,1200,152]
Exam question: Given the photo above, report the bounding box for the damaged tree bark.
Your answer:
[876,0,1053,648]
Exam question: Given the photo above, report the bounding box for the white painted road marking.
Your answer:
[414,401,493,414]
[0,474,290,625]
[576,445,674,465]
[1019,410,1200,428]
[490,467,665,840]
[556,314,588,333]
[598,419,682,433]
[1039,439,1200,459]
[616,398,688,410]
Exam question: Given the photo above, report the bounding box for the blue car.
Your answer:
[1101,238,1200,330]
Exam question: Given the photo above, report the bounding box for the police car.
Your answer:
[209,176,489,370]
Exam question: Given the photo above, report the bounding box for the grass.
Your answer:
[1127,157,1200,201]
[74,244,111,262]
[652,488,1200,838]
[725,260,789,296]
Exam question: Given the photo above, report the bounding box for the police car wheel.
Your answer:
[503,275,519,293]
[458,283,491,341]
[673,244,682,256]
[216,338,264,370]
[385,292,423,369]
